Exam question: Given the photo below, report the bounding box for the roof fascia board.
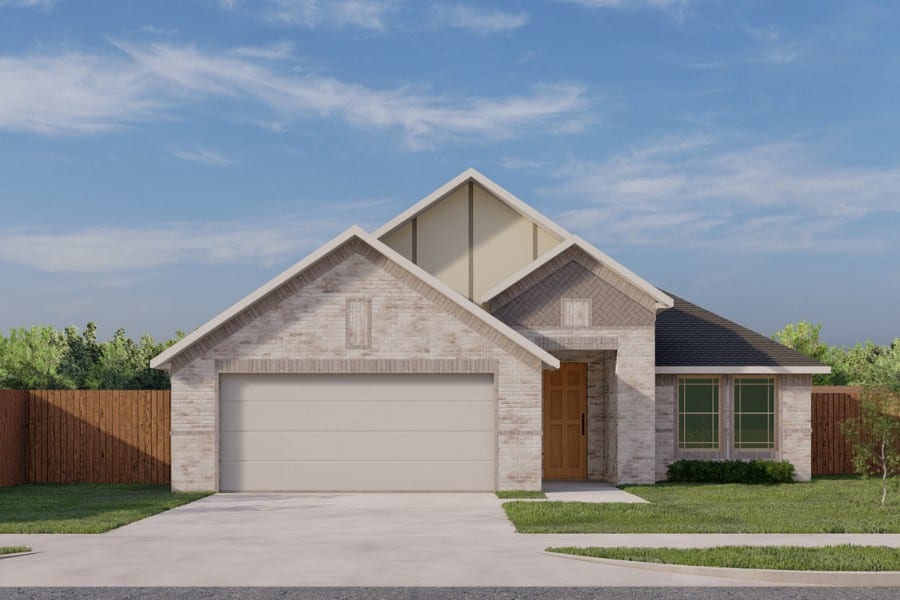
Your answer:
[365,232,559,369]
[150,226,370,370]
[151,226,560,371]
[480,236,673,309]
[480,239,576,303]
[656,366,832,374]
[372,168,570,241]
[571,235,674,309]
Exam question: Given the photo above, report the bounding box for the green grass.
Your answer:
[0,484,211,533]
[504,476,900,533]
[0,546,30,555]
[496,490,546,499]
[547,545,900,571]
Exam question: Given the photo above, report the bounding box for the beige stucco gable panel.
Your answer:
[377,172,564,301]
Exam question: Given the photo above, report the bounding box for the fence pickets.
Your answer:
[1,389,170,486]
[811,386,861,476]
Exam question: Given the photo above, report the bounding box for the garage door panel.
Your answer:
[220,430,495,462]
[220,460,495,492]
[221,373,494,403]
[219,373,496,491]
[221,400,494,431]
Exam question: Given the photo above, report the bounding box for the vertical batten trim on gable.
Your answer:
[532,223,538,260]
[468,180,475,301]
[411,217,418,265]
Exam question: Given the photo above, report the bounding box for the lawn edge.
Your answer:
[544,550,900,586]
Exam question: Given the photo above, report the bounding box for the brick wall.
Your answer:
[168,239,544,491]
[654,373,813,481]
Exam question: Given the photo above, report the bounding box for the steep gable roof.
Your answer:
[373,168,571,241]
[150,226,560,371]
[374,168,673,310]
[481,238,673,310]
[656,293,830,374]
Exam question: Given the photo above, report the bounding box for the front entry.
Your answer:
[542,362,587,479]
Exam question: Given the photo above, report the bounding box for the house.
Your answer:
[150,169,830,492]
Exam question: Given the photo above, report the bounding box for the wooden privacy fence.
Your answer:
[0,389,170,486]
[811,386,862,476]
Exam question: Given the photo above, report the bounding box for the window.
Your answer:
[678,378,719,449]
[734,378,776,449]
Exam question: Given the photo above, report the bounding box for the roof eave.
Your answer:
[656,365,832,375]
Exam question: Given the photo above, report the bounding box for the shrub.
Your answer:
[666,459,795,484]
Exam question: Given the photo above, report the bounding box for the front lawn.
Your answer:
[505,477,900,533]
[496,490,546,499]
[0,484,210,533]
[547,545,900,571]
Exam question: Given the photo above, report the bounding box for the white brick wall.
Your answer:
[654,373,813,481]
[169,242,544,491]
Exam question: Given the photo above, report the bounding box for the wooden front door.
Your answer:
[542,362,587,479]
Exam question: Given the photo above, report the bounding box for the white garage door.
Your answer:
[219,373,496,491]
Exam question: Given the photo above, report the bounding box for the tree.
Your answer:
[840,387,900,506]
[0,326,74,389]
[773,322,831,385]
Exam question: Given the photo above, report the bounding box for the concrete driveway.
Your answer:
[1,493,897,587]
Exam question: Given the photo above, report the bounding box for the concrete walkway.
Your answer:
[542,481,649,503]
[1,492,898,587]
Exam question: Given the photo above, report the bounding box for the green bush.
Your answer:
[666,459,795,484]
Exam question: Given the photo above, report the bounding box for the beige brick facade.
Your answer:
[168,239,544,491]
[489,247,659,484]
[654,373,813,481]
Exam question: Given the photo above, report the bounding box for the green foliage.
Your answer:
[666,459,795,484]
[0,324,182,390]
[0,484,210,533]
[547,545,900,571]
[774,322,900,390]
[840,388,900,506]
[503,477,900,534]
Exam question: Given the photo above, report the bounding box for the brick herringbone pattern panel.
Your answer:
[493,259,654,327]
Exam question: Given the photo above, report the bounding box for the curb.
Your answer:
[546,551,900,586]
[0,551,35,561]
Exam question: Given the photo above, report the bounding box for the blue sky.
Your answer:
[0,0,898,346]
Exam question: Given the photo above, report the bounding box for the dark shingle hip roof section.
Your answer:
[655,292,826,368]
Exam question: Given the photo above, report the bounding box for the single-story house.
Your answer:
[150,169,830,492]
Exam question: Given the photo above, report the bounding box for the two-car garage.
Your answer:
[219,373,497,492]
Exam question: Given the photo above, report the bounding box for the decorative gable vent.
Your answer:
[346,298,372,349]
[561,298,592,328]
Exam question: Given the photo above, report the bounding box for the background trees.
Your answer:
[0,324,181,390]
[774,322,900,391]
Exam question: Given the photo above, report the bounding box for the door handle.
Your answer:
[581,413,585,436]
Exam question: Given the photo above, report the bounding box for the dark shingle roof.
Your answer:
[655,292,825,367]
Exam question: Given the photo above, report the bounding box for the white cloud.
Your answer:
[0,0,57,8]
[231,0,397,31]
[562,0,690,9]
[0,41,591,147]
[229,41,295,60]
[518,136,900,252]
[432,5,528,35]
[168,147,234,166]
[0,219,337,273]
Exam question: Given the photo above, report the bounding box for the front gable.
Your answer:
[152,228,558,372]
[377,169,565,302]
[489,245,656,328]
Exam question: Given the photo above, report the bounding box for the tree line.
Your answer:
[773,322,900,390]
[1,319,896,391]
[0,323,182,390]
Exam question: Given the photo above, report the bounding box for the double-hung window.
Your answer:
[733,377,776,449]
[678,378,720,449]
